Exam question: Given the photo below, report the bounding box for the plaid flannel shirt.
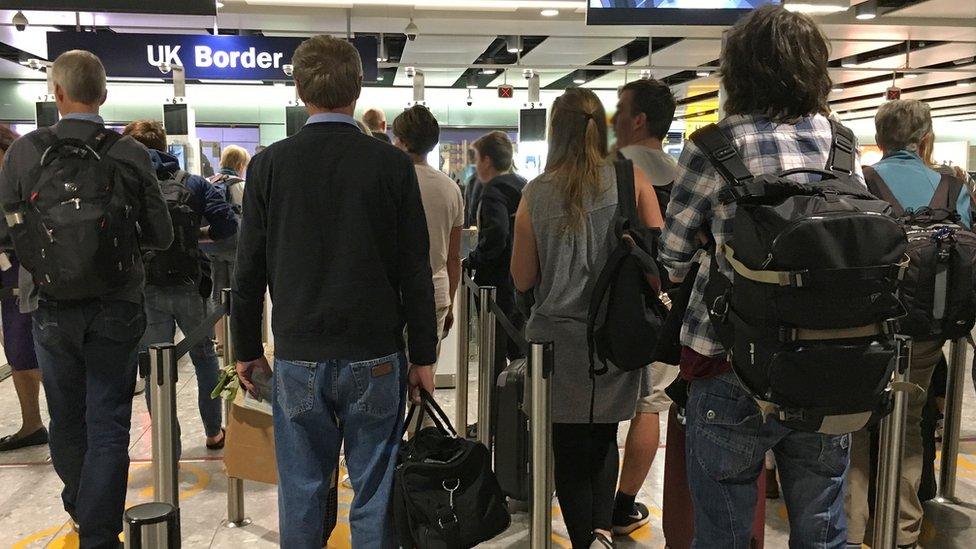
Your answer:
[660,113,865,358]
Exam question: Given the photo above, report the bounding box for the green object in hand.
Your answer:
[211,366,240,401]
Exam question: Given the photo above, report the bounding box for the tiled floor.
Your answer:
[1,356,975,548]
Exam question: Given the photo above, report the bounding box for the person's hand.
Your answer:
[442,310,455,337]
[236,356,271,398]
[408,364,435,404]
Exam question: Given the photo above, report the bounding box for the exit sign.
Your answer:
[886,86,902,100]
[498,85,514,98]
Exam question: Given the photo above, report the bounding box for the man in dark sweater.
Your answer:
[231,35,437,549]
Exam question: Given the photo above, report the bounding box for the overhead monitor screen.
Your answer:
[588,0,780,25]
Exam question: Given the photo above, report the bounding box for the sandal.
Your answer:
[206,428,226,450]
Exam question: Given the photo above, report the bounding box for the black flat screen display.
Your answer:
[587,0,780,25]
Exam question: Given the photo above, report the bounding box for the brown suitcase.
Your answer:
[662,404,766,549]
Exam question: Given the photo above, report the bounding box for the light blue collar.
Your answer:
[61,112,104,124]
[305,112,359,128]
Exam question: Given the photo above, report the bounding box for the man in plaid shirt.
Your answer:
[660,5,863,548]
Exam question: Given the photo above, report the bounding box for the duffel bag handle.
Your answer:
[403,389,459,438]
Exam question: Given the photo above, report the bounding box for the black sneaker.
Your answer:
[590,532,614,548]
[612,501,650,536]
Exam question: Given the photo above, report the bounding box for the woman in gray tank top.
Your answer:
[511,88,664,548]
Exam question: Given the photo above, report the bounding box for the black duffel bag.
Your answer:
[393,391,510,549]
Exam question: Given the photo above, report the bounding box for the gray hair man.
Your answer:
[0,49,172,547]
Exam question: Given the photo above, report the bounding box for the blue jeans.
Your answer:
[273,352,406,549]
[141,285,223,460]
[33,299,145,549]
[686,372,850,549]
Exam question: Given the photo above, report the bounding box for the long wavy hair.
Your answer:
[542,88,609,230]
[721,4,832,122]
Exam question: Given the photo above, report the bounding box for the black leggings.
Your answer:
[552,422,620,549]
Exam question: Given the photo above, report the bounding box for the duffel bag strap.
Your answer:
[781,323,889,342]
[723,244,909,288]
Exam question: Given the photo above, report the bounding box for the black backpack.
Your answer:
[205,173,243,261]
[864,166,976,341]
[144,170,201,287]
[587,159,668,378]
[208,173,244,216]
[691,121,909,435]
[4,128,139,300]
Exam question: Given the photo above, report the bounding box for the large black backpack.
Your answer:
[587,159,668,377]
[864,166,976,341]
[4,128,139,300]
[144,170,201,286]
[691,121,909,435]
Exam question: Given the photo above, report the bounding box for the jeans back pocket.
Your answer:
[274,359,318,419]
[348,353,403,420]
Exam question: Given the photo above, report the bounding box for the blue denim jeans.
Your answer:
[686,372,850,549]
[33,299,145,549]
[141,285,223,460]
[273,352,406,549]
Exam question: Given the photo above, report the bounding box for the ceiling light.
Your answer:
[198,79,264,84]
[957,79,975,87]
[952,56,976,66]
[903,72,919,79]
[376,35,388,62]
[854,1,876,20]
[377,74,385,81]
[784,1,849,14]
[573,70,586,85]
[639,69,652,80]
[541,9,559,16]
[831,85,844,93]
[612,48,628,66]
[841,56,859,68]
[506,35,523,54]
[480,67,498,75]
[273,82,286,87]
[215,1,225,8]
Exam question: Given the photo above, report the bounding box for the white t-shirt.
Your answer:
[415,163,464,309]
[619,145,678,188]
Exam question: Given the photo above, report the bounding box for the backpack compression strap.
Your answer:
[862,166,907,217]
[689,124,758,203]
[825,119,856,176]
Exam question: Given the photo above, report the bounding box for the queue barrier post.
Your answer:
[148,343,180,510]
[937,337,969,503]
[220,288,252,528]
[456,272,471,432]
[529,341,554,549]
[124,502,180,549]
[873,335,912,549]
[477,286,497,450]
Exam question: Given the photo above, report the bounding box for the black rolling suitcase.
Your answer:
[494,358,530,501]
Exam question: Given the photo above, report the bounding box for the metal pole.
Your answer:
[873,336,912,549]
[477,286,497,449]
[149,344,179,508]
[938,338,968,502]
[529,341,554,549]
[220,288,251,528]
[456,277,470,432]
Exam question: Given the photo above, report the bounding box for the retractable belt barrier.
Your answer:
[139,288,234,547]
[938,337,972,503]
[456,267,554,547]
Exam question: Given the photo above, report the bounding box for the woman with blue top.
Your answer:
[847,98,976,548]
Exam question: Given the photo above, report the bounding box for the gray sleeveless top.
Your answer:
[523,163,642,423]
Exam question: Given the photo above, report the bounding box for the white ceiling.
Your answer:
[394,34,497,87]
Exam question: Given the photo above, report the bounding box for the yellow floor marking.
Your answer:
[137,463,211,500]
[11,523,66,549]
[326,521,352,548]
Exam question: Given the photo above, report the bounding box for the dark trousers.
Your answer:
[33,299,145,549]
[552,422,620,548]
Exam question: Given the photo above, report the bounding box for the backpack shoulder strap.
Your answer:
[862,166,906,217]
[929,173,964,213]
[614,158,639,227]
[825,119,856,176]
[26,128,58,155]
[689,124,756,202]
[86,128,122,157]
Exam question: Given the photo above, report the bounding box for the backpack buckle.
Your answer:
[780,408,805,422]
[437,513,459,530]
